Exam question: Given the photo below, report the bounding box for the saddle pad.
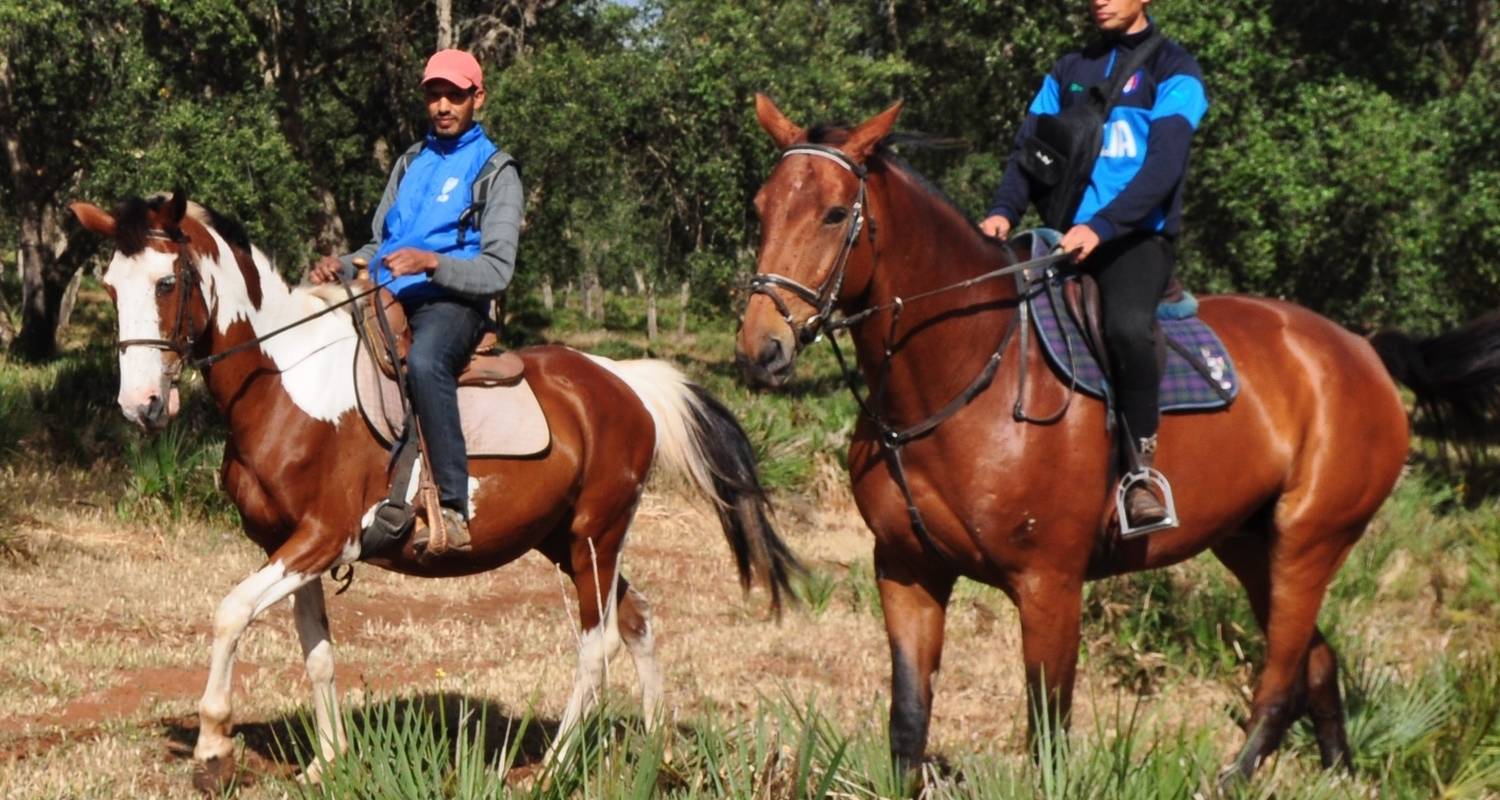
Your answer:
[354,345,551,457]
[1028,282,1240,412]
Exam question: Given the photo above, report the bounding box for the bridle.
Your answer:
[115,228,205,400]
[746,144,872,349]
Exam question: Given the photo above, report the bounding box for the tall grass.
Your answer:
[260,646,1500,800]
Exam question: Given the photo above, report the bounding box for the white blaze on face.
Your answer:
[103,247,179,425]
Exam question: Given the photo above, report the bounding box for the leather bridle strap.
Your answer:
[747,144,869,348]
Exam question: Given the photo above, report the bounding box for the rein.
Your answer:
[753,145,1075,552]
[116,228,392,378]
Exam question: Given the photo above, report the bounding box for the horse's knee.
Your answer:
[212,594,255,640]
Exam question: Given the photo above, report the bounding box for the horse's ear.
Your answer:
[166,188,188,225]
[843,99,904,163]
[755,93,804,150]
[69,201,117,239]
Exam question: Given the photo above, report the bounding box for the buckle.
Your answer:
[1115,468,1179,539]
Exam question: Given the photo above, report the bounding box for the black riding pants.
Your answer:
[1090,233,1175,442]
[405,297,486,517]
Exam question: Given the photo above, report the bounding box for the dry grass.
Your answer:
[0,470,1298,799]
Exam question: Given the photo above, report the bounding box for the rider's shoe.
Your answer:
[412,507,473,557]
[1124,435,1169,528]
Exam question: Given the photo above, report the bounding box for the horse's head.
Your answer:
[736,94,903,389]
[70,191,213,432]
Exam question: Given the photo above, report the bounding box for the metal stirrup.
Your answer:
[1115,468,1179,539]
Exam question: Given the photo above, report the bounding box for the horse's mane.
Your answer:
[805,125,995,239]
[110,193,254,258]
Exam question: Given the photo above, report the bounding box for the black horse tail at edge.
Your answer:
[1371,310,1500,454]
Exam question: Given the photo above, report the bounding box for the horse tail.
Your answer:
[1371,310,1500,448]
[587,356,803,614]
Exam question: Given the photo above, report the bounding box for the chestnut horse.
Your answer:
[70,192,800,789]
[736,96,1410,783]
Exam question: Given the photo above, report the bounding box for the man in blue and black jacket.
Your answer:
[980,0,1208,530]
[310,48,523,557]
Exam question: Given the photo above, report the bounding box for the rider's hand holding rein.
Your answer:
[979,214,1011,241]
[383,247,440,277]
[1059,224,1100,261]
[308,254,343,284]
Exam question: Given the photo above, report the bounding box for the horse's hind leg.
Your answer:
[549,520,631,758]
[291,578,348,784]
[616,579,664,729]
[1213,528,1358,781]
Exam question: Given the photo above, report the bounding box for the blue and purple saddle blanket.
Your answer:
[1018,229,1239,412]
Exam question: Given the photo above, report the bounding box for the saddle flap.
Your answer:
[458,350,525,387]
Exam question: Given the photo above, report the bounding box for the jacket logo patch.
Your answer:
[1123,71,1142,95]
[436,176,460,203]
[1069,82,1085,92]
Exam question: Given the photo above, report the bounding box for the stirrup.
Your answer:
[1115,468,1179,539]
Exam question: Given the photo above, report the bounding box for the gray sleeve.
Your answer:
[431,165,523,299]
[337,164,402,282]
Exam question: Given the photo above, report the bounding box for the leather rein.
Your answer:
[747,144,1076,551]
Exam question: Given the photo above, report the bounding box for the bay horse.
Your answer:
[69,191,800,790]
[736,95,1411,783]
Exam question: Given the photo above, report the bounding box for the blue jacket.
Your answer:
[988,22,1209,241]
[371,125,499,302]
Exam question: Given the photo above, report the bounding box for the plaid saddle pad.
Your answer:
[1015,233,1239,413]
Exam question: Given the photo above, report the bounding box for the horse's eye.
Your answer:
[156,277,177,297]
[823,207,849,225]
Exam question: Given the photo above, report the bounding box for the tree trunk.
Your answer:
[437,0,455,49]
[542,275,554,311]
[55,265,84,336]
[632,268,647,295]
[13,207,72,360]
[677,281,690,338]
[646,283,658,341]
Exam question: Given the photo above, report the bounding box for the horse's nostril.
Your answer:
[758,337,784,368]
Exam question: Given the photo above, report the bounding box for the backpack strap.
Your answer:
[392,140,426,187]
[457,151,520,248]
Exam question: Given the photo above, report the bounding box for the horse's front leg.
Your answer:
[1013,568,1084,752]
[291,578,347,784]
[876,547,956,777]
[191,547,325,792]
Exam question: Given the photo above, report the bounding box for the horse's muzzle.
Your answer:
[736,336,794,389]
[122,387,179,432]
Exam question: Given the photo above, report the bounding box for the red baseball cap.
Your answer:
[422,49,483,91]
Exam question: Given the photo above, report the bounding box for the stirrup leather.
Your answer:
[1115,467,1179,539]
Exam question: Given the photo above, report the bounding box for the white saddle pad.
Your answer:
[354,344,550,457]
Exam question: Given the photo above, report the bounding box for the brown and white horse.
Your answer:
[70,192,801,790]
[736,96,1411,785]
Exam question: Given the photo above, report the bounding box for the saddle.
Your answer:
[350,287,550,458]
[360,289,526,387]
[1014,230,1239,414]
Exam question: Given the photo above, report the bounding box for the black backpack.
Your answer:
[1016,33,1163,230]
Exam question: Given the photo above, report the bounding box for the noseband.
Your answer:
[747,144,872,348]
[116,228,204,394]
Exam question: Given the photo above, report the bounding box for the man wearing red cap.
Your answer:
[311,49,523,558]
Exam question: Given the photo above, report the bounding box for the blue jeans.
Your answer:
[404,298,486,516]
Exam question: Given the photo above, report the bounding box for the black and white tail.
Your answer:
[589,356,803,613]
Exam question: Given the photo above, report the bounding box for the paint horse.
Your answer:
[736,95,1412,784]
[71,192,801,791]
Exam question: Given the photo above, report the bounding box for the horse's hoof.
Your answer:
[296,759,326,786]
[192,753,238,795]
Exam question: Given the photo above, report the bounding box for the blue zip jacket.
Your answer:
[372,124,498,302]
[988,22,1208,242]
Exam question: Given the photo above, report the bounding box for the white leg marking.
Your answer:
[292,580,345,783]
[622,589,664,729]
[194,562,314,763]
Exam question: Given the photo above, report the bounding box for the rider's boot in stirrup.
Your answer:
[1124,435,1170,528]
